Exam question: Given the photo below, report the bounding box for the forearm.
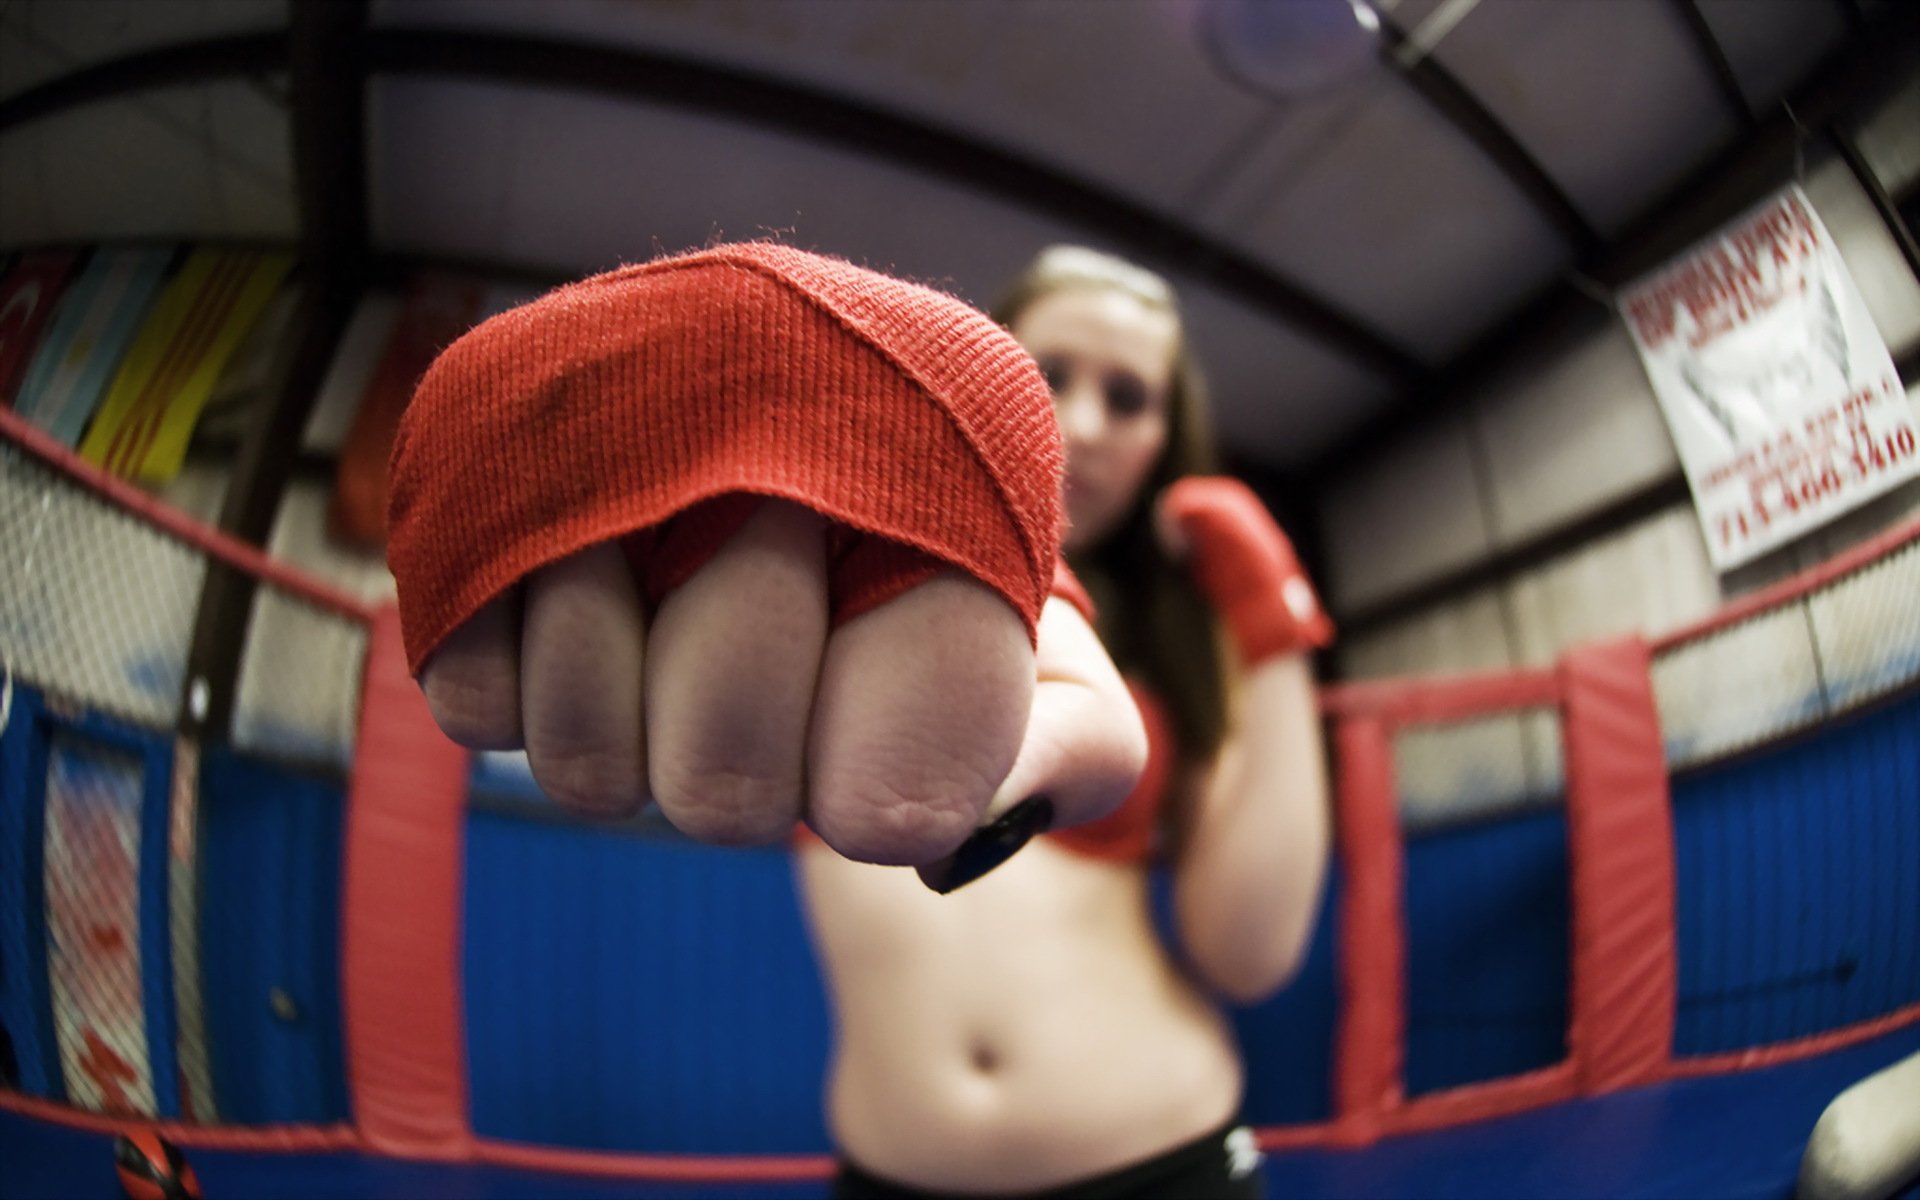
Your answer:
[1173,652,1331,1004]
[1156,476,1334,1001]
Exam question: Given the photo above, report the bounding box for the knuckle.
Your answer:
[651,755,801,847]
[423,666,520,749]
[816,786,978,867]
[530,743,646,818]
[811,740,999,865]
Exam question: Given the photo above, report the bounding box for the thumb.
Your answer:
[1159,475,1334,661]
[916,594,1147,893]
[1160,476,1273,562]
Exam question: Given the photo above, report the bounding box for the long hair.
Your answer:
[992,247,1230,762]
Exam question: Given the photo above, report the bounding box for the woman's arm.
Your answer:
[1157,478,1335,1004]
[1171,650,1330,1004]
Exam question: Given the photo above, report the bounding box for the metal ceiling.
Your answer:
[1,0,1913,483]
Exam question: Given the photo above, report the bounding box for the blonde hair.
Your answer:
[993,246,1229,762]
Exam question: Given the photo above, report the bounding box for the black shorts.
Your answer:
[832,1120,1266,1200]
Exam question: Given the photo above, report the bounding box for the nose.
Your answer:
[1054,380,1105,446]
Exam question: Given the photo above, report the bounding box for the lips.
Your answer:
[1064,476,1101,523]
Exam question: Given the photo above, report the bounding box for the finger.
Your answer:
[420,592,524,749]
[808,571,1033,866]
[645,499,829,846]
[520,543,649,818]
[983,595,1146,826]
[917,595,1146,892]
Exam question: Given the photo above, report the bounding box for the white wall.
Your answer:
[1325,134,1920,687]
[1318,73,1920,828]
[1320,408,1493,616]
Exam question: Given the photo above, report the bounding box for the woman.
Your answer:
[391,240,1328,1197]
[799,246,1334,1199]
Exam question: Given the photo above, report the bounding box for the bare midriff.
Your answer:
[797,836,1242,1195]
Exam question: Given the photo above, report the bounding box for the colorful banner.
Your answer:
[329,276,483,547]
[192,284,304,445]
[1620,185,1918,571]
[13,248,173,447]
[78,249,293,483]
[0,250,79,404]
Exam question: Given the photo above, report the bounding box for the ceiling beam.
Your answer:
[1304,0,1920,491]
[291,0,370,283]
[363,26,1423,385]
[0,21,1425,385]
[178,0,370,744]
[1669,0,1760,132]
[1832,127,1920,286]
[1375,12,1602,256]
[1591,0,1917,288]
[0,32,286,133]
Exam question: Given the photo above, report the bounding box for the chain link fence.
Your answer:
[2,445,208,729]
[1,430,371,1125]
[1653,530,1920,771]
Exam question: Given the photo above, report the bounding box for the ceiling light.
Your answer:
[1201,0,1384,99]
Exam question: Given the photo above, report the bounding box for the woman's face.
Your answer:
[1011,286,1178,554]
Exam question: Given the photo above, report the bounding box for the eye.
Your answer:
[1104,375,1150,418]
[1033,357,1069,397]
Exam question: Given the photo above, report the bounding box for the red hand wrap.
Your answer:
[387,243,1065,675]
[631,494,949,627]
[1161,476,1333,665]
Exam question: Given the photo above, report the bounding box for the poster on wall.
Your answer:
[1619,184,1918,571]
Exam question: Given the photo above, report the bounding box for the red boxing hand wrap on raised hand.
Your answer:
[387,242,1065,675]
[1161,476,1333,665]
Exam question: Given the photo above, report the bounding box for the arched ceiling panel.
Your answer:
[1176,280,1397,467]
[0,0,288,101]
[371,0,1271,218]
[365,75,1392,468]
[1,0,1911,480]
[366,77,1093,296]
[1199,63,1571,362]
[0,80,295,245]
[1694,0,1847,115]
[1425,0,1742,233]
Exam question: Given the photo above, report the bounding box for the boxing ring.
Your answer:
[4,400,1919,1198]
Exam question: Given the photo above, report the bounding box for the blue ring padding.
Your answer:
[196,746,349,1124]
[9,1021,1920,1200]
[1403,807,1570,1096]
[10,680,1914,1152]
[0,685,59,1100]
[462,810,833,1154]
[1673,687,1920,1055]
